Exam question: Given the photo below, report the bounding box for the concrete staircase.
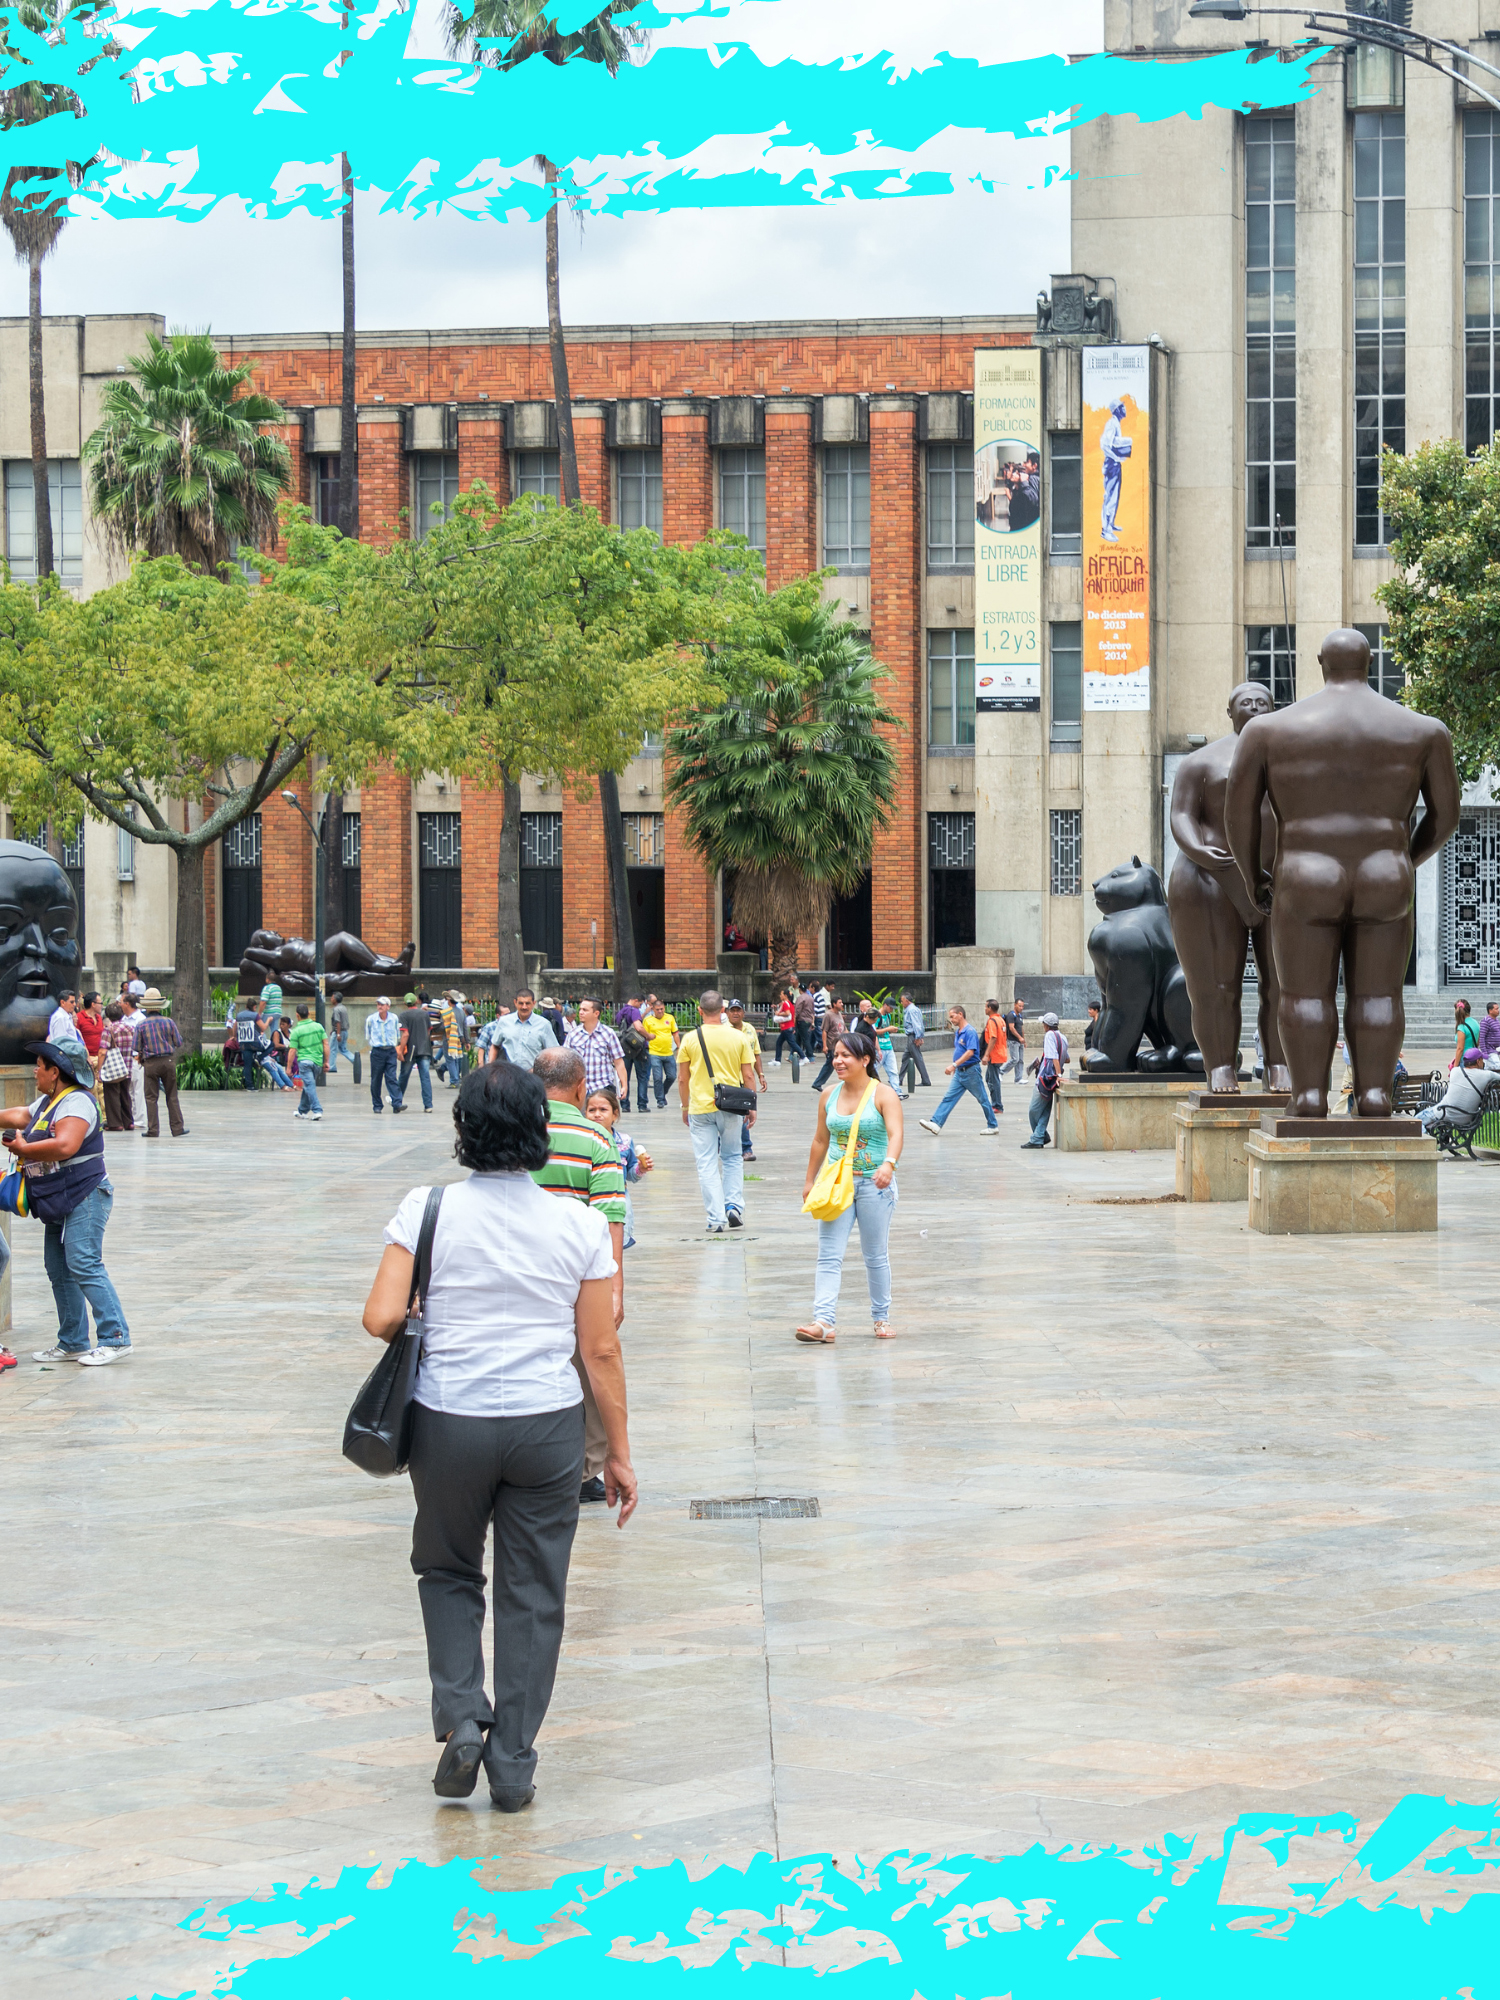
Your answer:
[1243,982,1500,1051]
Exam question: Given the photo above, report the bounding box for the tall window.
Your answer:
[314,455,341,527]
[1465,109,1500,452]
[1247,624,1296,709]
[340,811,362,939]
[720,448,766,550]
[1050,620,1082,747]
[520,809,563,967]
[1354,110,1405,547]
[418,811,462,967]
[221,813,262,967]
[413,453,459,539]
[1246,115,1296,549]
[117,811,136,882]
[3,459,83,584]
[1050,810,1082,897]
[927,629,975,748]
[928,812,976,958]
[617,449,662,534]
[515,451,560,499]
[926,445,974,567]
[1048,432,1082,557]
[823,446,870,566]
[1355,621,1402,699]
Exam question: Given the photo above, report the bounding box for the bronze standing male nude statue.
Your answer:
[1224,628,1460,1119]
[1167,682,1290,1094]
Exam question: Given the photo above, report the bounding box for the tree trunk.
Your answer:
[337,153,359,539]
[28,249,53,581]
[324,790,345,937]
[770,937,800,988]
[174,840,206,1054]
[598,770,639,1004]
[496,763,528,998]
[543,161,581,506]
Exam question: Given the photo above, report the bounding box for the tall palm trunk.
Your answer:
[496,764,527,996]
[175,840,206,1054]
[28,248,54,580]
[337,152,359,538]
[540,157,639,999]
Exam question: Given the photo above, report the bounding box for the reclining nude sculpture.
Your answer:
[1168,680,1289,1094]
[237,929,416,1000]
[1224,628,1460,1119]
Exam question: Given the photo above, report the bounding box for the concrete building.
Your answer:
[8,4,1500,1005]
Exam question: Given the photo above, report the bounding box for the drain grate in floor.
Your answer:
[689,1496,821,1520]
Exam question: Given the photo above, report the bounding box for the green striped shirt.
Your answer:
[531,1100,626,1226]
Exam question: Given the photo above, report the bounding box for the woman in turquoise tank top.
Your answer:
[796,1028,904,1344]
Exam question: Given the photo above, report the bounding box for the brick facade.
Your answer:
[261,779,314,944]
[219,319,1030,973]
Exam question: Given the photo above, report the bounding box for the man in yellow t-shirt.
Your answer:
[643,993,680,1109]
[677,990,758,1233]
[726,998,767,1164]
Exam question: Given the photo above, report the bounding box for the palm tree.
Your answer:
[665,597,901,985]
[83,331,292,576]
[447,0,645,998]
[0,0,105,581]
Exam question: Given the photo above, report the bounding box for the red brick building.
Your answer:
[214,313,1030,976]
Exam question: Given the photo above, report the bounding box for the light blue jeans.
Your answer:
[878,1047,902,1093]
[298,1067,323,1115]
[1022,1086,1053,1145]
[399,1053,434,1110]
[43,1183,129,1352]
[329,1031,353,1070]
[689,1110,744,1229]
[649,1053,677,1105]
[929,1061,997,1130]
[812,1176,896,1325]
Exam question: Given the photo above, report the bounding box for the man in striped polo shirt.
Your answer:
[532,1046,625,1504]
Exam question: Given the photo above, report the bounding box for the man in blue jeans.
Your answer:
[365,997,406,1114]
[917,1006,999,1136]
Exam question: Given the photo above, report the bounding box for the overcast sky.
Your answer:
[8,2,1104,338]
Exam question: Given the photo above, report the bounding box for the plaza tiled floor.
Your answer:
[3,1063,1500,1996]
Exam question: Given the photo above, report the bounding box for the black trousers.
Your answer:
[408,1400,585,1793]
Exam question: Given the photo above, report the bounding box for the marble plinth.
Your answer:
[1055,1076,1199,1152]
[1174,1093,1290,1202]
[1245,1126,1438,1235]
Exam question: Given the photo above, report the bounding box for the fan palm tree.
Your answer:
[446,0,645,997]
[666,598,901,985]
[83,331,292,577]
[0,0,109,580]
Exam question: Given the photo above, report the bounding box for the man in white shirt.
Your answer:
[47,992,78,1044]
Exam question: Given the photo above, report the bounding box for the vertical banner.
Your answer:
[1082,345,1151,711]
[973,348,1042,711]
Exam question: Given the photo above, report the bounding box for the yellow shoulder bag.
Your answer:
[802,1079,877,1223]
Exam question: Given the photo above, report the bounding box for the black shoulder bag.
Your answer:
[698,1025,757,1116]
[342,1185,444,1478]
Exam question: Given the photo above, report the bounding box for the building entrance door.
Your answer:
[1444,810,1500,983]
[628,869,665,969]
[928,812,976,964]
[520,812,563,969]
[826,872,872,971]
[419,812,463,968]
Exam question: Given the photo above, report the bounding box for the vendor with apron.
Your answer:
[0,1038,132,1367]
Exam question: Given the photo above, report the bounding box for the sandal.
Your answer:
[873,1321,895,1340]
[794,1321,835,1343]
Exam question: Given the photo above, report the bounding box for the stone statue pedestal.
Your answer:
[1245,1122,1437,1235]
[0,1064,35,1333]
[1174,1091,1290,1202]
[1055,1076,1199,1152]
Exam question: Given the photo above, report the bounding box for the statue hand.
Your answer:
[1255,879,1274,916]
[1201,843,1234,869]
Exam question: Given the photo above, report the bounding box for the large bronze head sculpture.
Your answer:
[0,840,81,1062]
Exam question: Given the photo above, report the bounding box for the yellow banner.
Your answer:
[973,347,1042,712]
[1082,346,1151,711]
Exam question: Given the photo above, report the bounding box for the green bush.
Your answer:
[178,1050,263,1091]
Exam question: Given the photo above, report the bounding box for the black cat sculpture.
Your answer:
[1083,856,1203,1076]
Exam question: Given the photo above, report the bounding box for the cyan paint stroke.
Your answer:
[148,1794,1500,2000]
[0,4,1318,220]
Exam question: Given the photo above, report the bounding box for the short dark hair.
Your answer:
[516,988,535,1003]
[586,1083,621,1118]
[986,998,999,1011]
[296,1003,310,1019]
[1088,1001,1101,1014]
[453,1061,551,1174]
[105,1001,123,1023]
[59,990,76,1005]
[83,991,99,1009]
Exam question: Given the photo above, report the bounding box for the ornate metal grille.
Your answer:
[419,812,461,869]
[1050,808,1082,897]
[223,814,261,869]
[520,811,562,868]
[929,811,975,870]
[623,813,664,867]
[1444,811,1500,982]
[341,812,361,870]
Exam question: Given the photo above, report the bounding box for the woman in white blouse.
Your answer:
[362,1062,637,1814]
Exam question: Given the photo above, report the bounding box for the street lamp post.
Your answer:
[282,789,327,1030]
[1187,1,1500,113]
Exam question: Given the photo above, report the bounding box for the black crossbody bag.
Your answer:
[342,1185,444,1478]
[698,1025,757,1116]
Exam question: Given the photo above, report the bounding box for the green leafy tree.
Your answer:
[1377,437,1500,781]
[388,485,767,994]
[0,538,431,1049]
[666,590,901,984]
[83,331,293,576]
[1,0,115,580]
[446,0,647,995]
